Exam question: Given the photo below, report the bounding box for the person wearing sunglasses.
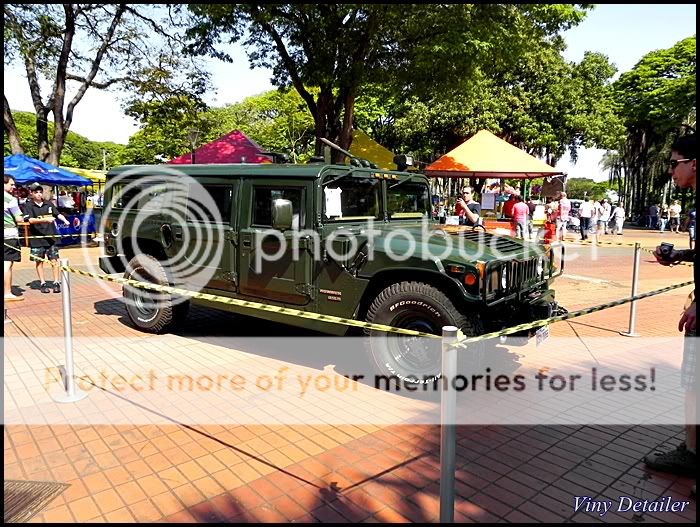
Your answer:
[644,134,696,495]
[455,186,481,227]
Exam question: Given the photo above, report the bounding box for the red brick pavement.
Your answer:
[3,239,696,523]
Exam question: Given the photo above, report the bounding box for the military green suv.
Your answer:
[99,161,563,384]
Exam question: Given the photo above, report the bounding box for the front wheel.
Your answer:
[123,254,190,333]
[364,281,483,386]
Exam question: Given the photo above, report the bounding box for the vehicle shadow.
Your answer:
[92,299,522,404]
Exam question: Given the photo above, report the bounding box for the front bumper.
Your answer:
[482,289,567,339]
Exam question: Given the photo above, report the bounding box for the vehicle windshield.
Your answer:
[387,181,431,219]
[322,175,380,221]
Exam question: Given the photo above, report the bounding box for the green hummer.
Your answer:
[99,159,564,384]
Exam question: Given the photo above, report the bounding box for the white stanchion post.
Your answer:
[439,325,459,523]
[53,258,88,403]
[620,243,641,337]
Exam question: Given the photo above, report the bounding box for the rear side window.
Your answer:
[188,185,233,223]
[109,181,168,210]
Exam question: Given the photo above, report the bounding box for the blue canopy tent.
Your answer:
[4,154,95,245]
[4,153,92,186]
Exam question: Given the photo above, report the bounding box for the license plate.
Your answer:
[535,325,549,346]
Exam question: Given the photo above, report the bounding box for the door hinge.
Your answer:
[222,272,238,284]
[224,230,237,242]
[296,284,316,297]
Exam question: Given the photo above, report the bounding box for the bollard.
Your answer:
[52,258,88,403]
[620,243,641,337]
[439,325,459,523]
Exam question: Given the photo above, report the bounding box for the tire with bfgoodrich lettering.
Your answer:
[364,281,483,386]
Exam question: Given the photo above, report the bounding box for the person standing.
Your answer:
[24,185,69,293]
[643,134,696,490]
[4,175,25,301]
[596,199,611,235]
[669,200,682,234]
[659,203,670,233]
[455,186,481,227]
[687,208,696,250]
[649,203,659,230]
[555,192,571,241]
[612,201,626,235]
[511,195,529,239]
[578,198,593,240]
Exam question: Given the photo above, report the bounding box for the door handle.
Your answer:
[174,226,183,241]
[242,239,251,248]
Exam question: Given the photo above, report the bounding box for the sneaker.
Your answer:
[644,443,697,476]
[40,282,51,294]
[53,282,61,294]
[3,293,24,302]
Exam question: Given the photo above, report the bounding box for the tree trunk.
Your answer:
[3,96,24,154]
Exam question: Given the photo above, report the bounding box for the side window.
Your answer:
[252,187,304,230]
[110,183,141,209]
[188,185,233,223]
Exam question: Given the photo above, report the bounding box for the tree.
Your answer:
[185,4,591,161]
[354,49,624,167]
[3,110,125,169]
[4,4,209,165]
[612,36,696,215]
[118,89,316,165]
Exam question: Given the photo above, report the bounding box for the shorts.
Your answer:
[670,217,680,227]
[30,245,60,261]
[4,238,21,262]
[689,225,695,241]
[681,329,696,392]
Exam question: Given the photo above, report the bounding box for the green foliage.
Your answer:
[117,88,316,164]
[565,177,611,200]
[611,36,696,214]
[3,111,125,169]
[185,4,592,155]
[4,4,210,164]
[354,48,624,166]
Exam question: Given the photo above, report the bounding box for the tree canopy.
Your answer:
[4,4,209,165]
[184,4,591,160]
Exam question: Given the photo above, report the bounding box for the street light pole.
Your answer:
[187,128,202,165]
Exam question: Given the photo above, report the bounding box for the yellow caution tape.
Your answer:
[4,242,694,343]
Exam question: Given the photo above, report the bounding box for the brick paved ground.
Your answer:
[3,229,696,523]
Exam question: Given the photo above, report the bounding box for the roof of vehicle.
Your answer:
[106,163,421,181]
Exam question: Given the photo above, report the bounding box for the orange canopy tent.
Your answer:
[424,130,564,179]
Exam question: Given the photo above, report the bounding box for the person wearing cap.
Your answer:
[24,185,70,293]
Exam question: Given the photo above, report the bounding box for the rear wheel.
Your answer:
[364,281,483,386]
[123,254,190,333]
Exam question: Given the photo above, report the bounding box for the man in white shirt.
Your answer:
[596,199,611,235]
[578,198,593,240]
[612,201,626,235]
[669,200,682,233]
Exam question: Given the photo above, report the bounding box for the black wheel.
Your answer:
[123,254,190,333]
[364,281,483,386]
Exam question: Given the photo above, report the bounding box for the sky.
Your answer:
[3,4,696,181]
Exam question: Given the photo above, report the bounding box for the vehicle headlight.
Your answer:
[501,267,508,289]
[537,257,544,276]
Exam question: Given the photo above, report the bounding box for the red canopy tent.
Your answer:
[167,130,273,164]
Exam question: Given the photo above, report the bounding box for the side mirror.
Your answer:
[272,198,293,231]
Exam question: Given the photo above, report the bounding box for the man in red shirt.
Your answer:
[555,192,571,241]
